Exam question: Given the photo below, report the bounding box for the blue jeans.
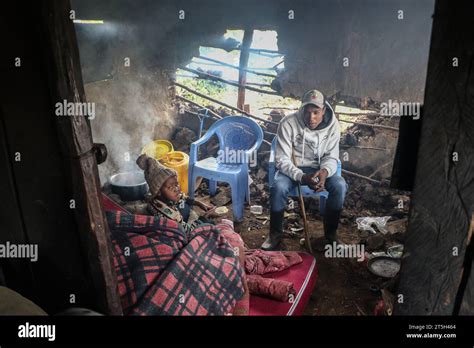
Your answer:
[270,167,348,212]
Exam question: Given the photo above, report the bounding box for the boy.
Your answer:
[136,154,217,232]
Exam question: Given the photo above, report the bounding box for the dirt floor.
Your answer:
[238,215,388,316]
[111,171,408,316]
[111,114,408,316]
[193,172,409,316]
[110,164,408,316]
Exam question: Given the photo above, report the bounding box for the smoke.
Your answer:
[73,6,179,185]
[85,69,176,185]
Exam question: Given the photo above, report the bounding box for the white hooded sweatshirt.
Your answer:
[275,101,340,182]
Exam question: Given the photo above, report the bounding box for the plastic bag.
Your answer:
[356,216,391,234]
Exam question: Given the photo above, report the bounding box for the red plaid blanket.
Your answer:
[106,211,246,315]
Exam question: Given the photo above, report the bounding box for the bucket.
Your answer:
[159,151,189,194]
[141,140,174,160]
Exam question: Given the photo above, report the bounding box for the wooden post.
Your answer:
[394,0,474,315]
[41,0,122,315]
[237,29,253,110]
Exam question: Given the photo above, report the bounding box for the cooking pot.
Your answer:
[110,171,149,201]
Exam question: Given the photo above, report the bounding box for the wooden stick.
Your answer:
[179,66,280,96]
[182,108,276,139]
[175,95,222,119]
[183,109,220,120]
[211,45,281,55]
[179,73,272,87]
[247,47,282,54]
[259,106,298,110]
[368,161,392,178]
[273,59,285,69]
[341,169,383,184]
[174,82,279,125]
[339,145,389,151]
[291,150,313,254]
[338,119,399,131]
[236,81,271,87]
[336,112,382,117]
[195,56,277,78]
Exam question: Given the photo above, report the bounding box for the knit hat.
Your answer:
[301,89,325,109]
[136,154,177,197]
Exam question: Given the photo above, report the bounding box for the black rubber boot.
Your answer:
[323,208,342,244]
[261,210,284,251]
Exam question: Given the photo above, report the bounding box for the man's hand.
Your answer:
[301,172,319,190]
[313,169,329,192]
[301,169,329,192]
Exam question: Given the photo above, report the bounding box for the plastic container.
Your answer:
[159,151,189,194]
[141,140,174,160]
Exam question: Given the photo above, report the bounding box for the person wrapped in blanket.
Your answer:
[132,154,300,311]
[132,154,250,315]
[136,154,218,233]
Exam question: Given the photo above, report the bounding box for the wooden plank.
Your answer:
[237,29,253,109]
[394,0,474,315]
[40,0,122,315]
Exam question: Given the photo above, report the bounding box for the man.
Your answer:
[261,90,348,251]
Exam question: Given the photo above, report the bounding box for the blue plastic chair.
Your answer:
[268,137,342,216]
[188,116,264,221]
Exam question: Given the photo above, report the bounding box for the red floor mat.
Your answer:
[102,193,317,316]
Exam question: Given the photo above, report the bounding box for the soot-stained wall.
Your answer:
[73,0,433,181]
